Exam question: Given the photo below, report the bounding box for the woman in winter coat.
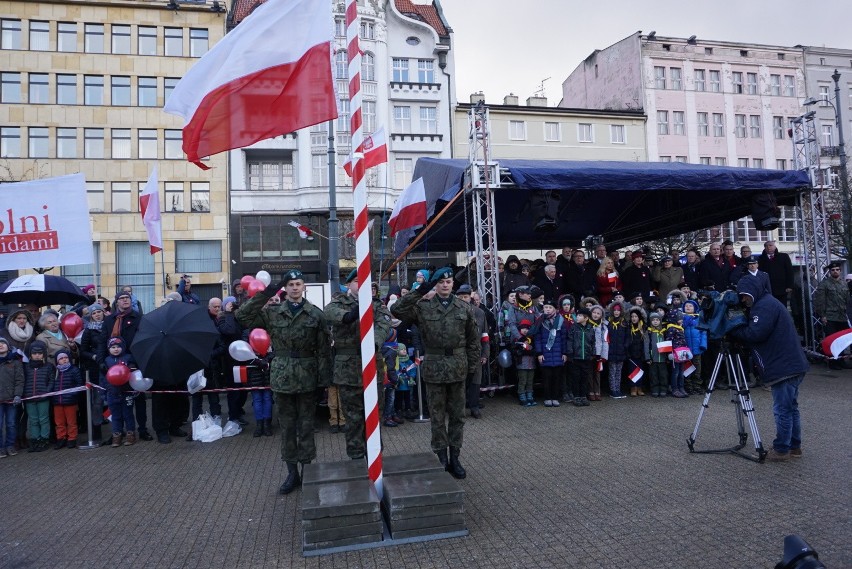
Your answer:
[80,303,108,444]
[3,308,35,356]
[653,256,685,299]
[35,312,76,365]
[595,257,623,306]
[626,306,648,396]
[534,299,568,407]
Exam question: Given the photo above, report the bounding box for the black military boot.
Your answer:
[447,447,466,479]
[279,462,301,494]
[436,448,448,470]
[263,419,273,437]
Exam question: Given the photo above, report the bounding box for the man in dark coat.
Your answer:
[563,250,595,300]
[682,250,702,291]
[620,251,652,300]
[533,264,563,301]
[757,240,794,307]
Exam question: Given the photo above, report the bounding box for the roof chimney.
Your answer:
[470,91,485,104]
[526,96,547,107]
[503,93,519,105]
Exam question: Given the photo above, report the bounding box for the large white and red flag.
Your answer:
[388,177,427,236]
[343,127,388,176]
[139,166,163,254]
[163,0,337,169]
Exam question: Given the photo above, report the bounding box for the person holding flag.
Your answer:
[626,306,648,397]
[681,299,707,395]
[646,311,669,397]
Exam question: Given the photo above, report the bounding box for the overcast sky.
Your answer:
[438,0,852,105]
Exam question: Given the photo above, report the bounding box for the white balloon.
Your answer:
[129,372,153,392]
[229,340,256,362]
[255,270,272,286]
[130,370,143,382]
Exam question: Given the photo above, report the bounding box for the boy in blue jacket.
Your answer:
[534,299,568,407]
[52,349,83,449]
[682,300,707,394]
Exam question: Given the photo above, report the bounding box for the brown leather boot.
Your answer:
[124,431,136,446]
[111,433,122,448]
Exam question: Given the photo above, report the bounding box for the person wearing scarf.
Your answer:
[626,307,648,397]
[80,303,108,445]
[606,301,630,399]
[4,308,34,357]
[35,311,75,365]
[534,299,568,407]
[587,305,609,401]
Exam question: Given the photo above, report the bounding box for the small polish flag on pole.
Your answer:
[288,220,313,239]
[656,340,673,353]
[628,364,644,383]
[344,127,388,176]
[597,359,604,372]
[233,366,249,384]
[682,361,696,377]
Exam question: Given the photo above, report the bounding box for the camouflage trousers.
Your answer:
[275,391,317,464]
[327,385,345,427]
[424,380,465,452]
[338,382,383,460]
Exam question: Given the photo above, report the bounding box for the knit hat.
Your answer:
[648,312,662,323]
[108,337,124,348]
[683,300,700,314]
[89,303,104,314]
[456,284,473,295]
[29,340,47,354]
[223,296,237,307]
[82,284,96,295]
[55,350,71,362]
[0,337,10,349]
[115,290,131,301]
[518,319,533,329]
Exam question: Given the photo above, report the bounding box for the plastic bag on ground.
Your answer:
[222,420,242,438]
[192,412,223,442]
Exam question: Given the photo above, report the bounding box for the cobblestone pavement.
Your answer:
[1,368,850,568]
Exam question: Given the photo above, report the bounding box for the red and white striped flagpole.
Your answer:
[346,0,383,498]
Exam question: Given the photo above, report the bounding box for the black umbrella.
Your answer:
[130,301,219,385]
[0,274,88,306]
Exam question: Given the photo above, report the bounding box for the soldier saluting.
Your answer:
[391,267,479,479]
[324,269,394,460]
[236,269,331,495]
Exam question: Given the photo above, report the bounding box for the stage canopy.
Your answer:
[393,158,811,256]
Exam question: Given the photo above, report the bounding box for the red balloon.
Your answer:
[239,275,255,290]
[248,328,271,356]
[61,312,84,339]
[106,363,130,386]
[247,279,266,298]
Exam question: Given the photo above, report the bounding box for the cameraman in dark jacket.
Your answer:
[729,275,809,462]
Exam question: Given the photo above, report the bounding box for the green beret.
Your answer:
[430,266,454,282]
[345,268,358,284]
[282,269,304,286]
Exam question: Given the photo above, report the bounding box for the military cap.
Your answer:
[282,269,304,286]
[430,266,454,282]
[745,255,759,264]
[345,268,358,284]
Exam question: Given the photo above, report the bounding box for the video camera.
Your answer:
[696,289,747,341]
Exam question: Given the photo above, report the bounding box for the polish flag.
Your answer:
[389,177,427,236]
[682,361,696,377]
[288,220,313,239]
[821,328,852,359]
[597,359,604,373]
[481,332,490,343]
[233,366,249,384]
[139,166,163,254]
[344,127,388,176]
[656,340,673,353]
[344,218,374,238]
[163,0,337,169]
[628,365,644,383]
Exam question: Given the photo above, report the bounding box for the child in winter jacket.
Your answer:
[0,337,24,457]
[513,319,537,406]
[534,299,568,407]
[394,343,418,417]
[23,340,54,452]
[664,310,689,398]
[380,337,402,427]
[626,307,648,396]
[102,337,137,447]
[566,308,596,407]
[245,352,273,437]
[682,300,707,394]
[606,301,630,399]
[646,312,669,397]
[587,305,609,401]
[52,349,83,449]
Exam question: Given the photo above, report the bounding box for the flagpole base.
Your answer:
[78,442,100,451]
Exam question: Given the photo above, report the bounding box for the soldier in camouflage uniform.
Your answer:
[236,270,331,495]
[391,267,479,479]
[324,269,394,460]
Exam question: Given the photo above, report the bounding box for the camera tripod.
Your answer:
[687,340,767,462]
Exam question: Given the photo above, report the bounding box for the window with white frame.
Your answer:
[773,116,784,139]
[659,156,671,162]
[334,51,347,79]
[111,128,130,159]
[393,105,411,133]
[1,19,22,50]
[657,111,669,135]
[394,157,414,189]
[176,240,221,273]
[418,59,435,83]
[749,115,761,138]
[334,18,345,37]
[783,75,795,97]
[710,70,721,92]
[420,107,437,134]
[392,58,409,82]
[111,24,130,54]
[1,72,20,103]
[29,21,49,51]
[746,72,758,95]
[509,120,526,140]
[670,67,682,90]
[84,128,104,158]
[337,98,350,131]
[309,123,326,146]
[164,182,184,212]
[138,77,157,107]
[164,27,182,56]
[770,74,781,96]
[776,159,787,170]
[57,22,76,52]
[694,69,706,91]
[29,72,48,103]
[700,157,711,165]
[189,28,208,57]
[111,181,131,212]
[697,112,709,136]
[673,111,685,135]
[84,23,104,53]
[164,129,182,159]
[734,114,746,138]
[818,84,830,102]
[138,129,157,159]
[715,157,726,166]
[737,158,749,168]
[86,182,104,212]
[732,71,743,94]
[57,127,77,158]
[84,75,104,106]
[777,206,798,242]
[654,66,666,89]
[713,113,725,137]
[822,124,834,147]
[675,156,687,163]
[360,20,375,40]
[138,26,156,56]
[578,123,593,142]
[28,127,48,158]
[60,73,84,104]
[312,154,328,186]
[362,52,375,81]
[363,100,376,133]
[247,159,294,190]
[111,76,130,106]
[752,158,763,169]
[545,122,561,142]
[190,182,210,212]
